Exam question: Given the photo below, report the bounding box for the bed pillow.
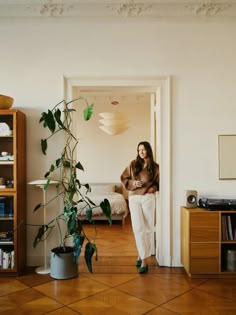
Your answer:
[89,184,116,194]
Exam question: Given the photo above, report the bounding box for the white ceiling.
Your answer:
[0,0,235,21]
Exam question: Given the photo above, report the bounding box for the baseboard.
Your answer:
[27,255,50,267]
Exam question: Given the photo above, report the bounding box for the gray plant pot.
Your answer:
[50,246,78,280]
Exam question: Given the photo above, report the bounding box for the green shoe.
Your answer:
[139,265,148,274]
[136,260,142,267]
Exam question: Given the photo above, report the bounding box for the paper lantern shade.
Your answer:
[99,125,129,136]
[99,118,128,127]
[99,112,126,119]
[98,112,129,135]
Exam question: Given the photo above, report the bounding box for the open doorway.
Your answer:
[64,75,172,267]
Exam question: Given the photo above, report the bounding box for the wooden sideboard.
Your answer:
[181,207,236,277]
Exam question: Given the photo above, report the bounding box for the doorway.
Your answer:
[64,75,172,266]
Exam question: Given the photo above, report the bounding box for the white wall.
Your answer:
[1,19,236,266]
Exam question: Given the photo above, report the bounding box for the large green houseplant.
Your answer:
[33,98,111,276]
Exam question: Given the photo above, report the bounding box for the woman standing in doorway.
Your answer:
[121,141,159,274]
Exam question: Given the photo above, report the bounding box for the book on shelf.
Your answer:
[222,215,228,240]
[0,248,14,269]
[227,215,234,240]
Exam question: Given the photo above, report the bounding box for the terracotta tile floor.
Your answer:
[1,215,236,314]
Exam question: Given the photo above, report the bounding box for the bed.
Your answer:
[77,183,129,224]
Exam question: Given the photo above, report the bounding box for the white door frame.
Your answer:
[63,75,172,266]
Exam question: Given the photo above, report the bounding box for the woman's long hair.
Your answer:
[134,141,155,178]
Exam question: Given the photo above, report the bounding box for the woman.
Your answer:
[120,141,159,274]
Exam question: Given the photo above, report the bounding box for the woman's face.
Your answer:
[138,144,147,159]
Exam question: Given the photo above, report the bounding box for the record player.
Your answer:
[198,197,236,210]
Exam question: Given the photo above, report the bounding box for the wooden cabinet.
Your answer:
[181,207,236,277]
[0,110,26,275]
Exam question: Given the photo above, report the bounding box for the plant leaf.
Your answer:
[39,112,46,123]
[85,208,93,222]
[84,183,91,193]
[75,161,84,171]
[41,139,47,155]
[43,179,51,191]
[73,234,85,264]
[44,171,50,178]
[84,242,96,273]
[56,158,61,168]
[83,104,94,121]
[33,225,48,248]
[41,110,56,133]
[100,198,112,225]
[33,203,42,212]
[46,110,56,133]
[67,211,77,234]
[50,164,55,172]
[63,160,71,168]
[54,108,64,128]
[75,179,81,189]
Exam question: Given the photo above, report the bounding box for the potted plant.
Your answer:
[32,98,111,279]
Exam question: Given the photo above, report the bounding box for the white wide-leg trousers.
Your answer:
[128,193,155,260]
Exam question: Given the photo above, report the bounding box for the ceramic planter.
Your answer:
[50,246,78,279]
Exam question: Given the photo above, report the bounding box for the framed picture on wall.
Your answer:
[218,134,236,179]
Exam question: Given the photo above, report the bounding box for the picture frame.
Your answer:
[218,134,236,180]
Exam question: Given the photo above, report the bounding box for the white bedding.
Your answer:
[77,191,129,218]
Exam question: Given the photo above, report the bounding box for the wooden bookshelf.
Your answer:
[0,110,26,275]
[181,207,236,277]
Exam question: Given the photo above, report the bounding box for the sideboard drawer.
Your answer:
[190,243,219,274]
[190,212,219,242]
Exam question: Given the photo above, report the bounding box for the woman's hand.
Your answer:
[134,180,143,188]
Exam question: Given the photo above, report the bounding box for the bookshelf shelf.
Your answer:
[0,241,14,245]
[181,207,236,277]
[221,241,236,244]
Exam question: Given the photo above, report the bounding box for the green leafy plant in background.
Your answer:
[33,98,111,273]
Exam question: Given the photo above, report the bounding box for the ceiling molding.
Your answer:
[0,0,235,21]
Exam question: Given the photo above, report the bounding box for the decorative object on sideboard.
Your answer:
[185,190,198,208]
[0,94,14,110]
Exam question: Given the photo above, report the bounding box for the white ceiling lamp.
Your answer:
[99,101,129,136]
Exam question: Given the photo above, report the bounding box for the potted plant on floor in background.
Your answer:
[32,98,111,279]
